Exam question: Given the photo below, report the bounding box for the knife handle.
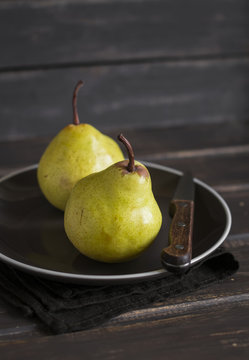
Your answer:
[161,199,194,273]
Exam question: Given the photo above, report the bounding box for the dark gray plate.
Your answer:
[0,163,231,284]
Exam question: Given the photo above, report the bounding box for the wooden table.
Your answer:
[0,1,249,358]
[1,125,249,359]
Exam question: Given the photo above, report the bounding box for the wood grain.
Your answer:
[157,152,249,188]
[1,307,248,360]
[1,120,249,173]
[162,199,194,269]
[1,127,249,191]
[0,237,248,358]
[0,0,248,70]
[0,58,249,140]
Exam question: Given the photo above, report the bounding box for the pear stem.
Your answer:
[72,80,84,125]
[118,134,135,172]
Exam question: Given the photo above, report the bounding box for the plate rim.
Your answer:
[0,163,232,282]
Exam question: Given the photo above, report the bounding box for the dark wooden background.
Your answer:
[0,0,249,140]
[0,1,249,359]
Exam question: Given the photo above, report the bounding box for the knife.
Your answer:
[161,171,195,273]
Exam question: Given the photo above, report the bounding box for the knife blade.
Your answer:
[161,171,195,273]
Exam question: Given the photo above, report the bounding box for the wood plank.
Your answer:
[1,304,249,359]
[0,308,248,360]
[120,121,249,160]
[1,132,249,192]
[1,120,249,172]
[156,152,249,188]
[0,234,248,342]
[0,120,248,174]
[0,58,249,140]
[0,245,248,359]
[0,0,248,69]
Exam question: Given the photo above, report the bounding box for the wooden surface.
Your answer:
[1,0,249,69]
[0,124,249,359]
[0,0,249,359]
[0,0,249,141]
[1,58,249,140]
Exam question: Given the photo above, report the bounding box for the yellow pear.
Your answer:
[64,134,162,263]
[37,81,124,210]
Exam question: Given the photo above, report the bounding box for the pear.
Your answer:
[64,134,162,263]
[37,81,124,211]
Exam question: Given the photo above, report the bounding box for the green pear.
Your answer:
[64,134,162,263]
[37,81,124,211]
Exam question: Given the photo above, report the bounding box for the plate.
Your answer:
[0,163,231,284]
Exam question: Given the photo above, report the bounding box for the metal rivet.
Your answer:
[175,244,184,250]
[177,222,186,227]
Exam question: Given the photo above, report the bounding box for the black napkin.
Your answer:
[0,247,238,334]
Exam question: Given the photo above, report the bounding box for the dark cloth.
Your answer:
[0,248,239,334]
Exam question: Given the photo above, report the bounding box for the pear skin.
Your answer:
[37,81,124,211]
[64,135,162,263]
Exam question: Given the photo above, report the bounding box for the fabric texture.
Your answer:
[0,247,239,334]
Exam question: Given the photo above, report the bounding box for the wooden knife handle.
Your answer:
[161,199,194,272]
